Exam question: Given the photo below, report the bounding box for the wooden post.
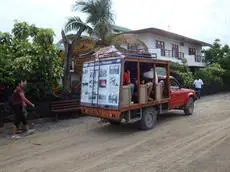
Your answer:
[137,62,140,103]
[119,60,124,109]
[153,64,156,100]
[166,63,170,98]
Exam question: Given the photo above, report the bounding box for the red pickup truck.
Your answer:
[80,54,196,130]
[159,75,195,115]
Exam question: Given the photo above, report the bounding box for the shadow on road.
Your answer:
[157,111,186,124]
[91,110,187,135]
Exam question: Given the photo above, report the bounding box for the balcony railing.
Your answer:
[147,48,185,60]
[162,49,184,59]
[195,54,205,63]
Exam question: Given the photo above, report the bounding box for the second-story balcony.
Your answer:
[186,54,206,67]
[148,48,206,67]
[149,48,184,60]
[148,48,185,64]
[195,54,205,63]
[163,49,184,59]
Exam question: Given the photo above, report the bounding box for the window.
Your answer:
[189,48,196,55]
[156,40,165,56]
[156,40,165,49]
[179,52,184,59]
[170,78,180,89]
[172,44,179,58]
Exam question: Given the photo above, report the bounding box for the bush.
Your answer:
[178,72,194,88]
[25,82,52,101]
[169,62,193,88]
[195,63,225,94]
[170,62,187,73]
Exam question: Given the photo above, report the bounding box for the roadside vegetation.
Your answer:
[171,39,230,95]
[0,21,63,101]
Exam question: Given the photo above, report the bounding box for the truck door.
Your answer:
[169,78,184,108]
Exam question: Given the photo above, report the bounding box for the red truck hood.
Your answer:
[181,88,195,93]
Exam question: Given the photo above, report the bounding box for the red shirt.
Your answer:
[123,72,130,85]
[11,86,33,106]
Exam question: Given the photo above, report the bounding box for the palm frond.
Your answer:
[70,0,114,43]
[86,0,114,25]
[72,0,92,12]
[64,16,92,34]
[93,18,112,41]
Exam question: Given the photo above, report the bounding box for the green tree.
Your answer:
[204,39,223,64]
[0,32,14,84]
[195,63,225,93]
[204,39,230,90]
[0,21,63,100]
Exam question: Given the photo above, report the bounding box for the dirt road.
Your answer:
[1,93,230,172]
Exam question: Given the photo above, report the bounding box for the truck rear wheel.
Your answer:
[139,108,157,130]
[184,97,194,115]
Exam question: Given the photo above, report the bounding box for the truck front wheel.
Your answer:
[139,108,157,130]
[184,97,194,115]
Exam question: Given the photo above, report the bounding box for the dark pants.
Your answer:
[195,88,202,98]
[12,104,27,129]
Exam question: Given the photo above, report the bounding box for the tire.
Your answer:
[184,97,194,115]
[139,107,157,130]
[109,120,121,125]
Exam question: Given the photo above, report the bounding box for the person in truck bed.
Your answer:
[141,79,154,101]
[123,68,135,99]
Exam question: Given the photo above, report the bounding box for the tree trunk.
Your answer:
[61,28,85,92]
[62,30,71,92]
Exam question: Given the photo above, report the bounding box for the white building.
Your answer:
[123,28,211,72]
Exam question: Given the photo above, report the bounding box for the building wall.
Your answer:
[135,33,205,67]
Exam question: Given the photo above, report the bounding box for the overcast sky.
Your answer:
[0,0,229,45]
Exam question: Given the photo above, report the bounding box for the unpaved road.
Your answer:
[1,93,230,172]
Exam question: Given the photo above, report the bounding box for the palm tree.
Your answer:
[65,0,114,44]
[62,0,114,91]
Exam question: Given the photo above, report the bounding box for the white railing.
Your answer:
[195,54,205,63]
[186,54,206,67]
[147,48,206,67]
